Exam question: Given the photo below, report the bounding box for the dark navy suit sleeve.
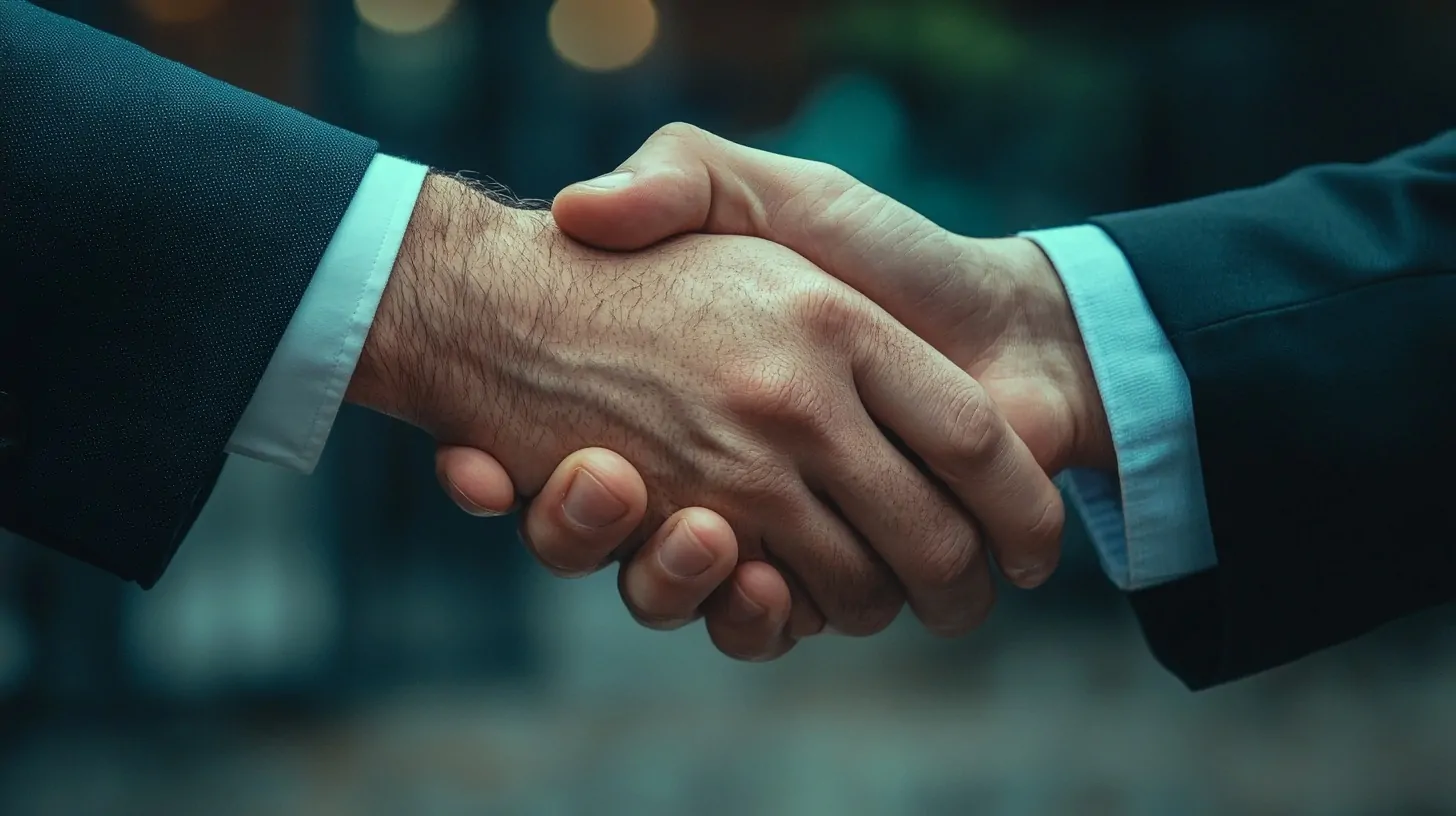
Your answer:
[1091,131,1456,689]
[0,1,379,586]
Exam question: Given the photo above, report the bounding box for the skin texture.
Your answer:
[435,126,1112,661]
[348,172,1066,643]
[429,126,1115,661]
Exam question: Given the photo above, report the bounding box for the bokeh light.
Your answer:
[548,0,659,73]
[129,0,226,25]
[354,0,457,36]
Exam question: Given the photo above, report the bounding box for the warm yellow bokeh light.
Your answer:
[548,0,659,73]
[130,0,226,25]
[355,0,457,36]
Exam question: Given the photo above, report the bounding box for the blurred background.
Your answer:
[4,0,1456,813]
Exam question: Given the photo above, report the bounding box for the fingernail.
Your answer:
[561,468,629,529]
[576,170,633,191]
[447,477,509,518]
[658,520,714,579]
[727,585,765,623]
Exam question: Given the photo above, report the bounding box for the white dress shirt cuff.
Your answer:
[1022,224,1217,590]
[226,154,428,473]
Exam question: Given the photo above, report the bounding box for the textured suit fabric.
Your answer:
[1093,131,1456,690]
[0,1,378,586]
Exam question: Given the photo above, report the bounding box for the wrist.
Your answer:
[982,236,1115,473]
[346,173,502,430]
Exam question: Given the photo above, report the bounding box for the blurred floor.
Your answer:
[5,573,1456,816]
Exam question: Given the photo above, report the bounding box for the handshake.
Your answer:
[346,125,1115,661]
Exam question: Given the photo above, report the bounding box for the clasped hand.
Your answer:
[354,124,1111,661]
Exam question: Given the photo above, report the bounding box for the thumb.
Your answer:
[553,125,951,315]
[552,126,716,251]
[436,445,517,516]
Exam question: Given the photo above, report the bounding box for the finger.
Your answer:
[703,561,796,662]
[553,122,832,251]
[553,123,868,259]
[766,489,905,638]
[618,508,739,631]
[778,567,828,640]
[694,559,821,654]
[520,448,650,578]
[809,417,997,638]
[553,125,960,334]
[552,125,717,251]
[852,327,1065,589]
[436,445,517,516]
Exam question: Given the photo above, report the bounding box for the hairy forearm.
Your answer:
[347,173,500,426]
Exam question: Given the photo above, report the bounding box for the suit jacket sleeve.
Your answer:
[0,1,379,586]
[1090,130,1456,690]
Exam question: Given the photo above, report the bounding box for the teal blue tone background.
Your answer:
[3,1,1455,812]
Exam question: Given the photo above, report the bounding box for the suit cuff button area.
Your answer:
[0,391,22,464]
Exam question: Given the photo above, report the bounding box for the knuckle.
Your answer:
[705,453,799,533]
[1001,497,1066,588]
[1026,494,1067,551]
[820,163,860,190]
[795,161,858,198]
[821,179,878,221]
[800,170,887,234]
[939,387,1004,467]
[910,530,983,594]
[653,121,707,146]
[791,532,905,638]
[721,357,830,431]
[787,283,865,344]
[768,162,867,240]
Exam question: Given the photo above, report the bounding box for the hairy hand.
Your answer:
[438,125,1113,660]
[356,173,1065,639]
